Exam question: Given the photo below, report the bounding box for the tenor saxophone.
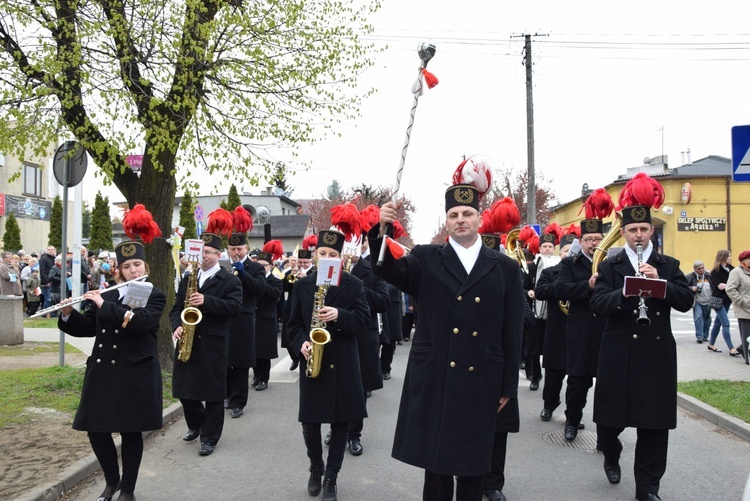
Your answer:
[178,260,203,362]
[306,283,332,378]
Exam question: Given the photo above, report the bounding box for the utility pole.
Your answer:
[514,33,547,225]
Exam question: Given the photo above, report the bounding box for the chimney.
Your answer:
[686,147,692,165]
[681,151,685,165]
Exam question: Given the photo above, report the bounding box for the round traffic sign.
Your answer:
[53,141,88,187]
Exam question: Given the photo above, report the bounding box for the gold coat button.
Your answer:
[114,330,119,334]
[113,345,117,350]
[111,360,116,364]
[457,296,463,301]
[453,328,459,334]
[472,331,478,337]
[633,310,638,315]
[98,343,103,348]
[101,329,106,334]
[330,364,334,369]
[450,362,456,368]
[656,336,661,340]
[96,359,101,363]
[475,297,481,303]
[468,366,475,372]
[633,334,638,339]
[656,311,661,316]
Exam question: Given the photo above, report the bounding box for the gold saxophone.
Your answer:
[306,283,331,378]
[178,260,203,362]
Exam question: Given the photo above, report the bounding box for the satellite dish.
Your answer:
[256,205,271,224]
[643,157,652,164]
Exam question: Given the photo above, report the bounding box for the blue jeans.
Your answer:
[41,285,51,309]
[709,305,733,349]
[693,303,712,340]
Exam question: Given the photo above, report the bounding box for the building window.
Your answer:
[23,163,42,197]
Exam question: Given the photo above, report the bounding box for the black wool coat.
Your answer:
[591,248,693,429]
[255,273,283,359]
[369,229,524,477]
[381,283,403,344]
[535,263,568,371]
[288,271,370,424]
[227,258,270,368]
[555,254,605,376]
[59,285,166,433]
[349,257,390,392]
[170,268,243,401]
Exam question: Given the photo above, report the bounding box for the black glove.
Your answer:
[232,261,245,277]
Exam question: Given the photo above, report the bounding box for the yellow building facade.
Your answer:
[549,156,750,274]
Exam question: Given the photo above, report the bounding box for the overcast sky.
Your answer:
[80,0,750,244]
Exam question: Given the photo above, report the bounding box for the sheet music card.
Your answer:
[623,276,667,299]
[316,258,342,287]
[123,280,154,309]
[184,239,204,264]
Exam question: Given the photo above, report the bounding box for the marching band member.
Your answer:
[252,244,284,391]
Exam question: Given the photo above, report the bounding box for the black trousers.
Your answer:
[181,398,224,445]
[597,424,669,496]
[402,312,415,339]
[542,369,566,410]
[380,342,394,373]
[88,432,143,494]
[565,374,593,426]
[423,470,484,501]
[254,358,271,382]
[226,366,249,408]
[303,421,348,480]
[526,319,545,381]
[482,431,509,492]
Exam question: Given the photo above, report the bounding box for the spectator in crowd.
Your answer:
[39,245,57,309]
[25,265,42,316]
[725,250,750,364]
[708,250,741,356]
[0,251,23,296]
[21,257,39,311]
[688,260,712,343]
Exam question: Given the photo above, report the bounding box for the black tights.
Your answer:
[88,431,143,494]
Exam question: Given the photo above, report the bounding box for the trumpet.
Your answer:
[286,267,299,283]
[28,276,149,319]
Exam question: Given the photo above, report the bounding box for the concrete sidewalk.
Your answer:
[14,308,750,501]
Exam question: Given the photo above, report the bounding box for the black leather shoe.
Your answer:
[564,422,578,441]
[322,477,337,501]
[324,430,332,446]
[290,360,299,371]
[307,463,324,496]
[578,422,585,430]
[540,408,553,421]
[348,438,363,456]
[603,459,621,484]
[530,379,540,391]
[96,481,121,501]
[231,406,244,418]
[199,442,215,456]
[255,381,268,391]
[483,489,507,501]
[382,372,391,380]
[251,377,258,387]
[635,493,662,501]
[365,391,372,398]
[182,428,201,442]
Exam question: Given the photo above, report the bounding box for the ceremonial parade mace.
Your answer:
[377,42,438,266]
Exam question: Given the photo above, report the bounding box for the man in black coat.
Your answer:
[370,185,524,501]
[38,245,56,310]
[252,249,283,391]
[591,205,693,501]
[555,218,606,441]
[171,233,243,456]
[225,233,268,418]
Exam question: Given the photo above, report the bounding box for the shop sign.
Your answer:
[677,217,726,232]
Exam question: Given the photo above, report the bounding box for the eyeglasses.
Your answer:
[582,237,603,244]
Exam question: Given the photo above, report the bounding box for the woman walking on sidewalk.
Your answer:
[707,249,741,356]
[725,250,750,364]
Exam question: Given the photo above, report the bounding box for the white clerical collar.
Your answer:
[624,241,653,273]
[448,235,482,275]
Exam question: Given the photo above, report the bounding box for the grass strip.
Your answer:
[678,379,750,423]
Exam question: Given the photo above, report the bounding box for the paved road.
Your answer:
[22,309,750,500]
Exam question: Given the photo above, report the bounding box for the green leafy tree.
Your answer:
[0,0,380,369]
[48,197,63,249]
[82,201,92,240]
[89,192,113,252]
[178,190,197,241]
[3,212,22,252]
[227,184,241,211]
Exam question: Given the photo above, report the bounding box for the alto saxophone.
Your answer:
[178,259,203,362]
[306,282,332,378]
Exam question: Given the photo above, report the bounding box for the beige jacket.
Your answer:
[0,261,23,296]
[725,265,750,320]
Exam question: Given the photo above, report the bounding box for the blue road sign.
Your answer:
[731,125,750,182]
[532,224,541,236]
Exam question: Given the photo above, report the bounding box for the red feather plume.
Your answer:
[262,240,284,261]
[543,222,564,244]
[501,233,508,247]
[518,225,537,244]
[330,203,361,240]
[392,220,408,239]
[564,223,581,237]
[206,208,234,237]
[525,235,540,256]
[232,206,253,233]
[302,235,318,250]
[582,188,615,219]
[490,198,521,234]
[451,155,494,200]
[478,209,497,234]
[617,172,665,210]
[359,205,381,233]
[122,204,162,244]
